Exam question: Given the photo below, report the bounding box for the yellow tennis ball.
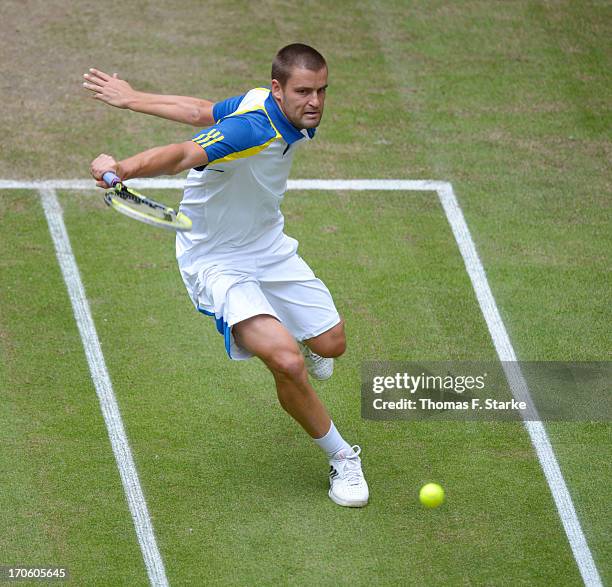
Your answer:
[419,483,445,508]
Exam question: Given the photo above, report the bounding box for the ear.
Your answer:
[271,79,283,101]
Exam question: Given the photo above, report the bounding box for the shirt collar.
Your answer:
[264,91,316,144]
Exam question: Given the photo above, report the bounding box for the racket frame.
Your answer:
[102,173,191,232]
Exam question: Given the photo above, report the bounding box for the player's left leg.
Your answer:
[257,254,344,380]
[301,318,346,358]
[297,319,345,381]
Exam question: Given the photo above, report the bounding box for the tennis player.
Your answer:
[86,43,369,507]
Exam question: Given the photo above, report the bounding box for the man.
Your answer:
[86,43,369,507]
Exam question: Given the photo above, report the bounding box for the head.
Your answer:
[271,43,328,129]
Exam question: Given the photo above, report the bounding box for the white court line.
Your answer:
[39,187,169,587]
[436,183,602,587]
[0,178,445,191]
[3,178,599,587]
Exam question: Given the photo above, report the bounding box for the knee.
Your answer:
[315,327,346,358]
[325,319,347,357]
[325,333,346,358]
[267,348,306,380]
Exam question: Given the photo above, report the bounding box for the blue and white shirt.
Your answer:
[176,87,315,293]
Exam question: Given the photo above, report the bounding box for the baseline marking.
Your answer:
[2,178,599,587]
[39,187,169,587]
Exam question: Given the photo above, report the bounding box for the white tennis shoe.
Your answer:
[298,341,334,380]
[328,445,369,507]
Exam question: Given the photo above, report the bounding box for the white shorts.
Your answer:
[192,253,341,360]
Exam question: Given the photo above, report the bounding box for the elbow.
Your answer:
[189,107,203,126]
[193,102,215,126]
[174,142,207,175]
[171,158,192,176]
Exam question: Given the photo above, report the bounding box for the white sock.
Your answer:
[313,421,352,458]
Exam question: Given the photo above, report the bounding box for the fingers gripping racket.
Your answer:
[102,172,192,232]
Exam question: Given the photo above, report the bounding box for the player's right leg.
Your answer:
[185,262,369,507]
[233,314,369,507]
[233,313,331,437]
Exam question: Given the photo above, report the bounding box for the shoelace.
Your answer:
[309,351,326,365]
[299,343,327,366]
[341,446,364,486]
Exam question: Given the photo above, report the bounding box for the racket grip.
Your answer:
[102,171,121,187]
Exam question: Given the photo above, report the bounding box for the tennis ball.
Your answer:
[419,483,445,508]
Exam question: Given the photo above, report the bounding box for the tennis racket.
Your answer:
[102,172,192,232]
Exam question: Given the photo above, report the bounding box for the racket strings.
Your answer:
[104,184,191,231]
[115,185,175,220]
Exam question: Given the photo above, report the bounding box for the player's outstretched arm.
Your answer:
[83,68,216,126]
[90,142,209,188]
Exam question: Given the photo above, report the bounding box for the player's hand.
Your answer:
[83,68,136,109]
[90,153,118,188]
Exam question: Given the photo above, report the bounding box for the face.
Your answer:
[271,66,328,129]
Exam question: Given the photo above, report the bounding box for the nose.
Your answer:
[308,91,320,108]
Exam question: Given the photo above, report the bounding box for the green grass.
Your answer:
[0,193,148,585]
[1,0,610,585]
[58,190,583,585]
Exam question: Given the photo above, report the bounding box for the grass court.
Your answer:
[1,1,610,585]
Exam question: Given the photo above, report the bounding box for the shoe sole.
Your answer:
[328,488,368,508]
[309,371,333,381]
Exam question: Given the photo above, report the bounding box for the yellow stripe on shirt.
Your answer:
[192,134,226,151]
[194,129,221,144]
[207,135,278,165]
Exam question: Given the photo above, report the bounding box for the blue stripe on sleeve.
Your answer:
[212,93,246,121]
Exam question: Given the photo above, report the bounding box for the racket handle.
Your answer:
[102,171,121,187]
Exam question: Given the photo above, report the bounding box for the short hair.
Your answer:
[271,43,327,87]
